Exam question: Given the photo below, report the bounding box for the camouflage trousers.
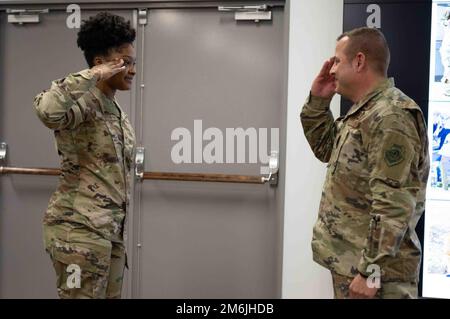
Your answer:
[331,272,418,299]
[43,222,126,299]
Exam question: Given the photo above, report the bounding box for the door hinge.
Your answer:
[7,8,49,25]
[218,5,271,22]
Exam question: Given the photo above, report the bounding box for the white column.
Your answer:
[282,0,343,298]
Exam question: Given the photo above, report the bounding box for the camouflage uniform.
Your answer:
[301,78,429,298]
[34,69,136,298]
[331,272,417,299]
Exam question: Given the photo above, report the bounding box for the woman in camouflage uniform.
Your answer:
[34,12,136,298]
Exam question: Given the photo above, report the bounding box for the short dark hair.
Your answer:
[77,12,136,67]
[337,27,390,76]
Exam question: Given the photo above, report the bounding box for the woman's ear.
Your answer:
[93,56,104,66]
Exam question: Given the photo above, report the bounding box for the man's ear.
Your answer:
[354,52,366,72]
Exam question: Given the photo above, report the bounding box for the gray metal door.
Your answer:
[0,3,287,299]
[131,7,286,298]
[0,9,134,298]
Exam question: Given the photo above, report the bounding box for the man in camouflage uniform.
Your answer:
[33,12,136,298]
[301,27,429,298]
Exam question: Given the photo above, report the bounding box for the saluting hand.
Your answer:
[311,57,336,99]
[91,58,126,82]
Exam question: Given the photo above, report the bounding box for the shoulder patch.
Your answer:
[384,144,404,167]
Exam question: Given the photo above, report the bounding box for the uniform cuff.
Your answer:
[357,258,372,277]
[306,92,332,111]
[78,68,99,84]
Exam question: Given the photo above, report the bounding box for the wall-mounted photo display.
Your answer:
[423,200,450,298]
[425,0,450,299]
[430,1,450,101]
[428,102,450,199]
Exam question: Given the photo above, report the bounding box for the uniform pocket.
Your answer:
[44,223,111,275]
[331,130,350,175]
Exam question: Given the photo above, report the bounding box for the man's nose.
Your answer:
[329,65,336,75]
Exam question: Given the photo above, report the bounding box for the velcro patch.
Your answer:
[384,144,404,167]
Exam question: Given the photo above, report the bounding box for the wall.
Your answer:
[282,0,343,298]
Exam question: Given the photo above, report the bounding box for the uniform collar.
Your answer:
[344,77,394,120]
[90,85,122,117]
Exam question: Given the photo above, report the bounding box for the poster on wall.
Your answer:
[424,0,450,299]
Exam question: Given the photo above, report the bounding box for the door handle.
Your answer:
[0,142,7,166]
[262,151,279,185]
[135,146,145,181]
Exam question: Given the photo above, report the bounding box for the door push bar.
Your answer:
[0,143,279,185]
[133,147,278,185]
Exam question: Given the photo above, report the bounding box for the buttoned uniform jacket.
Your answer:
[34,69,136,243]
[301,78,429,282]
